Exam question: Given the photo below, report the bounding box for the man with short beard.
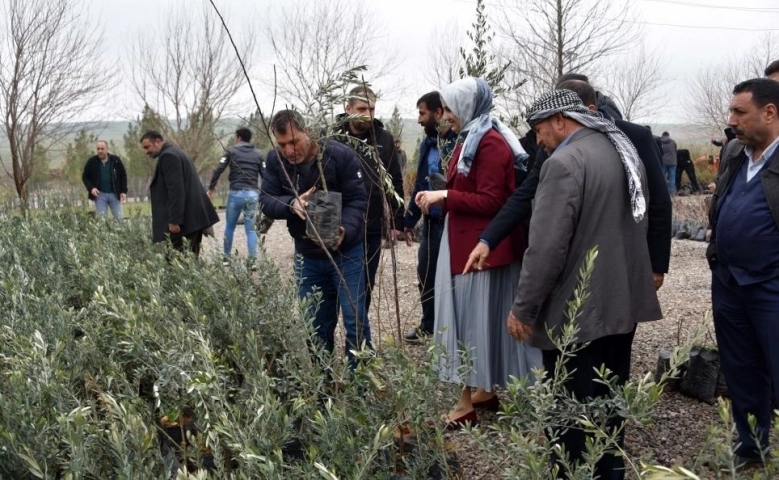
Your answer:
[402,91,456,342]
[142,130,219,257]
[335,86,405,317]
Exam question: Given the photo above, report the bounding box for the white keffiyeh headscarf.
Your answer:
[526,89,646,223]
[440,77,527,176]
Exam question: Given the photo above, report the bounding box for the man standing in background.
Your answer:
[207,127,264,267]
[82,140,128,220]
[660,131,678,195]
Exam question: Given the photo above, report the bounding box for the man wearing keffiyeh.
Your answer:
[507,89,663,479]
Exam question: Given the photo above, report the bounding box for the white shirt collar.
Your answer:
[744,135,779,165]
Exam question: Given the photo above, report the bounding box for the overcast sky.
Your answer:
[91,0,779,125]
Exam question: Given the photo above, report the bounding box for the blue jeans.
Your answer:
[95,192,123,220]
[224,190,259,259]
[663,165,676,195]
[295,243,371,365]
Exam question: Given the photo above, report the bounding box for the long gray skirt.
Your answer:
[433,216,542,390]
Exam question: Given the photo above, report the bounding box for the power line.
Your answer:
[453,0,779,32]
[629,18,779,32]
[642,0,779,13]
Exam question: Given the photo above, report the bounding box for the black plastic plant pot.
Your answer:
[158,409,197,450]
[306,191,342,250]
[427,172,447,191]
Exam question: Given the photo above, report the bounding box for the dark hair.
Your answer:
[733,77,779,108]
[347,86,376,105]
[556,79,597,107]
[662,131,669,136]
[235,127,252,142]
[557,72,589,86]
[765,60,779,78]
[270,109,307,134]
[140,130,164,142]
[416,91,442,111]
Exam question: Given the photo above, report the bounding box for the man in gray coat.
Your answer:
[507,90,662,479]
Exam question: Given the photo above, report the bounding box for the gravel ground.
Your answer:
[203,214,720,479]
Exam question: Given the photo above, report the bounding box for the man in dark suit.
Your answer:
[142,130,219,257]
[708,78,779,465]
[465,79,672,291]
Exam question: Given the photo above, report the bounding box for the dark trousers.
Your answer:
[417,218,444,333]
[712,267,779,457]
[364,233,382,314]
[676,162,701,192]
[542,326,636,480]
[169,230,205,258]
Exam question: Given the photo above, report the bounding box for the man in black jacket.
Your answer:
[675,148,701,193]
[82,140,128,220]
[335,86,405,315]
[260,109,370,364]
[142,130,219,257]
[465,79,672,290]
[207,127,264,265]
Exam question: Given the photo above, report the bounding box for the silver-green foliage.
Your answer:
[472,247,704,479]
[0,212,449,479]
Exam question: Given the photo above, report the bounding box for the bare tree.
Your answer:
[266,0,397,120]
[130,2,254,173]
[424,20,464,88]
[602,45,666,122]
[0,0,107,213]
[686,33,779,134]
[496,0,641,101]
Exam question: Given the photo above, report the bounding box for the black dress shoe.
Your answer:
[405,327,432,344]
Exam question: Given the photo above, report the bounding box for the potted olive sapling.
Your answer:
[305,151,342,250]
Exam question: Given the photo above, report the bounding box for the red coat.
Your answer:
[444,129,525,274]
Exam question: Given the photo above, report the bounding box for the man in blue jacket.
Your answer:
[260,109,370,363]
[708,78,779,465]
[402,91,456,343]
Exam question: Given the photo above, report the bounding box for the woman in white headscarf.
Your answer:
[416,77,541,429]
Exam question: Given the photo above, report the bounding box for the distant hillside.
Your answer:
[0,118,717,172]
